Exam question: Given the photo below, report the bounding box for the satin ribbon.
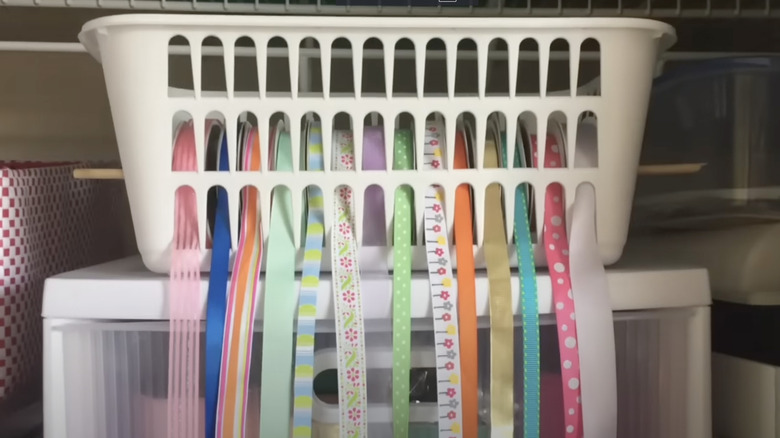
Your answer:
[570,183,617,438]
[514,127,541,438]
[217,127,263,438]
[483,136,514,438]
[260,129,297,438]
[168,120,201,438]
[205,121,231,438]
[362,126,387,246]
[392,129,414,438]
[361,125,392,436]
[293,121,326,438]
[423,119,463,438]
[454,126,478,438]
[533,134,583,437]
[331,129,368,438]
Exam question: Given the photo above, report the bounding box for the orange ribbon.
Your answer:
[454,128,478,438]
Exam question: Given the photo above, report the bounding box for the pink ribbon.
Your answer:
[534,134,583,437]
[168,120,202,438]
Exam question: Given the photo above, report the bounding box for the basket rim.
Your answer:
[80,13,676,52]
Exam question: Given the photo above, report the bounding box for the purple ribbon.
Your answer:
[362,126,387,246]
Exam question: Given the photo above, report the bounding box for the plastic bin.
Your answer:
[54,315,692,438]
[42,256,713,438]
[634,57,780,231]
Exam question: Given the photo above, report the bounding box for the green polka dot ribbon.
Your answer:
[392,129,414,438]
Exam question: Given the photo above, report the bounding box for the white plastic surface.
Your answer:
[41,256,710,320]
[712,353,780,438]
[78,14,675,273]
[49,312,700,438]
[626,224,780,305]
[41,257,712,437]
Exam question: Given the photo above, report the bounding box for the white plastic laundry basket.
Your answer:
[79,14,675,273]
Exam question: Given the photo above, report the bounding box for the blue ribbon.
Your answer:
[513,134,540,438]
[205,129,231,438]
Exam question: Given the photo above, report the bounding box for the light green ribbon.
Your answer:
[259,130,296,438]
[392,129,414,438]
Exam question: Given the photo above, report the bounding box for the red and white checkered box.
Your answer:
[0,162,134,405]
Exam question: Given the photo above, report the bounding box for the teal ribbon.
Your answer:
[514,131,540,438]
[259,130,296,438]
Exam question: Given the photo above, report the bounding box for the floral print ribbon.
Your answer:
[331,129,368,437]
[423,119,463,438]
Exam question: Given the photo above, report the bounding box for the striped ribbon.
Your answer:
[331,129,368,438]
[216,127,263,438]
[423,119,463,437]
[168,120,201,438]
[392,129,414,438]
[533,133,583,437]
[292,121,326,438]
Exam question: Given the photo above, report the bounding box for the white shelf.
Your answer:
[2,0,779,18]
[42,256,710,320]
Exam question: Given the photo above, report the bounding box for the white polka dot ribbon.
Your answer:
[533,134,583,437]
[423,119,463,438]
[392,129,414,438]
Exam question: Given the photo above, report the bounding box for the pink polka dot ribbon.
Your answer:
[533,134,583,437]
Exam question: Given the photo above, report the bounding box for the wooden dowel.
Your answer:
[637,163,706,176]
[73,168,124,179]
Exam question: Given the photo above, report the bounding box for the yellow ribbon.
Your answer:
[484,138,514,438]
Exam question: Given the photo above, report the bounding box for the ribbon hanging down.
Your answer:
[569,116,617,438]
[293,120,326,438]
[514,124,541,438]
[217,127,263,438]
[260,128,298,438]
[205,120,232,438]
[168,120,202,438]
[392,129,414,438]
[570,182,617,438]
[533,133,583,437]
[423,119,463,438]
[453,125,478,438]
[483,134,515,438]
[331,129,368,438]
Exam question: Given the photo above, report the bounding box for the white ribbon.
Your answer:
[570,182,618,438]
